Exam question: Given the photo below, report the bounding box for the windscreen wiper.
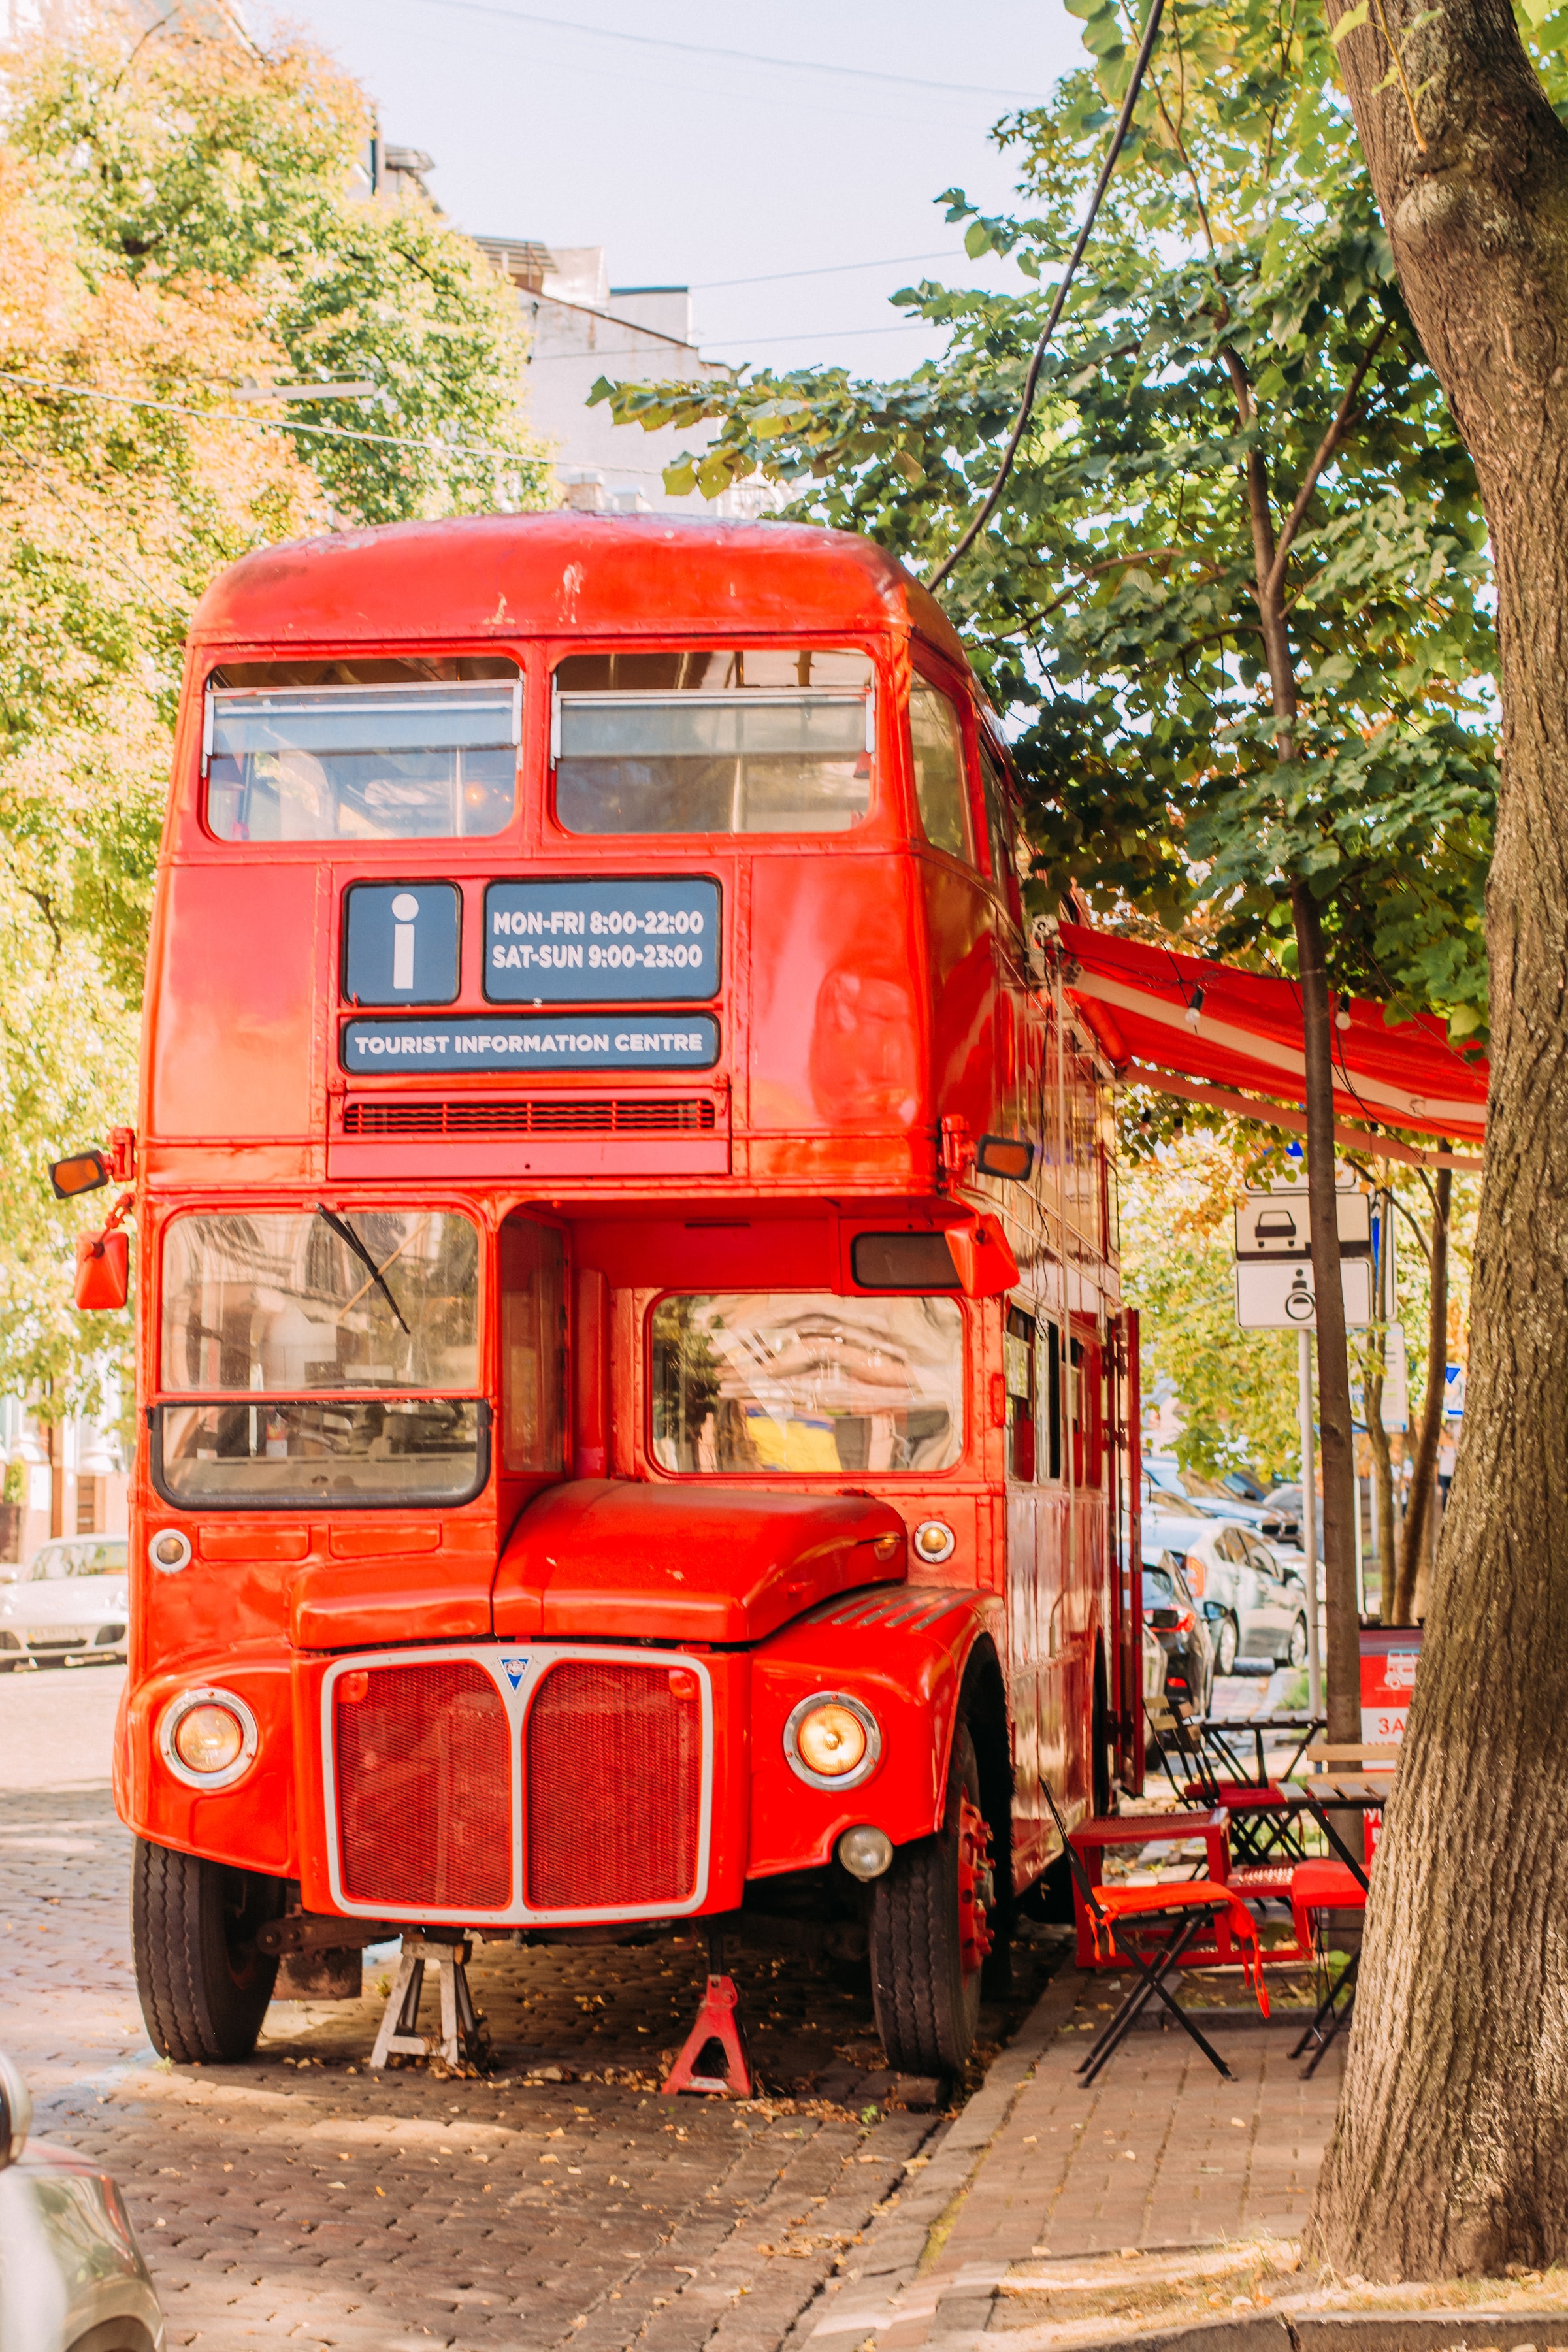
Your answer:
[313,1205,410,1334]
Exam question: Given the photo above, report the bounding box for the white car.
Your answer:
[0,1536,129,1669]
[1143,1511,1309,1677]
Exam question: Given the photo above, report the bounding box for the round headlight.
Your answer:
[784,1692,881,1791]
[150,1529,191,1575]
[173,1705,244,1775]
[912,1519,956,1565]
[160,1688,257,1788]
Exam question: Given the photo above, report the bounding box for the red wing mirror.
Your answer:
[49,1149,110,1200]
[75,1229,130,1312]
[974,1134,1035,1182]
[943,1213,1020,1298]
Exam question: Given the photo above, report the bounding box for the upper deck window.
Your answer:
[909,681,975,864]
[553,648,872,836]
[206,674,519,841]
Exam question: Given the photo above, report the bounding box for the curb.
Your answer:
[986,2314,1568,2352]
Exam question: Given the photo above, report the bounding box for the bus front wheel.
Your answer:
[868,1722,994,2078]
[132,1838,284,2063]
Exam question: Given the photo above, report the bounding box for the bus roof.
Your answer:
[188,512,971,668]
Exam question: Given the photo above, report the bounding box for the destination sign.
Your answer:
[484,877,721,1004]
[340,1015,720,1073]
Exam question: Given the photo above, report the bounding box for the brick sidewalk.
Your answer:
[791,1964,1343,2349]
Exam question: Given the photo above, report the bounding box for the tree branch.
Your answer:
[1263,320,1394,601]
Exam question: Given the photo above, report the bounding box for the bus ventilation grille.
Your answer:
[335,1660,511,1911]
[525,1659,702,1910]
[342,1096,717,1137]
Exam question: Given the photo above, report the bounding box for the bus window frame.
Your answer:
[642,1283,972,1482]
[193,648,531,853]
[147,1395,494,1514]
[907,659,1022,923]
[541,636,893,847]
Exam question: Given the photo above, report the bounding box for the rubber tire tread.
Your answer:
[869,1725,984,2076]
[131,1837,280,2063]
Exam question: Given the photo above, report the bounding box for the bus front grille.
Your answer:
[525,1659,702,1910]
[335,1660,511,1911]
[341,1096,717,1137]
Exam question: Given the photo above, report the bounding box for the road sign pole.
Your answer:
[1299,1328,1323,1722]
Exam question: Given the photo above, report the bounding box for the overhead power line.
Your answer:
[0,368,537,465]
[405,0,1051,101]
[693,250,958,291]
[928,0,1166,591]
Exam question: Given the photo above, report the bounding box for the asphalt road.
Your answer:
[0,1663,1046,2351]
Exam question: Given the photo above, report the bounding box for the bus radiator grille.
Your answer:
[335,1660,511,1911]
[525,1660,702,1910]
[341,1096,717,1136]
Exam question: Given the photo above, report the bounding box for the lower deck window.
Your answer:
[651,1292,963,1475]
[153,1398,486,1507]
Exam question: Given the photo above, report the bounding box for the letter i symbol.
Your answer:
[391,892,419,990]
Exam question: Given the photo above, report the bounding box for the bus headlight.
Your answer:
[784,1693,881,1790]
[838,1825,894,1880]
[160,1688,258,1788]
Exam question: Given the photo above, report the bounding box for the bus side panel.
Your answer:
[921,860,998,1145]
[146,862,322,1152]
[746,853,929,1170]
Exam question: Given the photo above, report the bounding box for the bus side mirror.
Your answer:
[75,1229,130,1312]
[944,1213,1019,1298]
[50,1149,110,1200]
[974,1134,1034,1182]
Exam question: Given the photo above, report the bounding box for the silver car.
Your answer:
[0,2049,166,2351]
[0,1538,129,1670]
[1144,1511,1309,1676]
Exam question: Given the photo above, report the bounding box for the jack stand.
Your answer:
[369,1935,489,2072]
[661,1927,753,2098]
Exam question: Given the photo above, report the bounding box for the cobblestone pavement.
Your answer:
[0,1666,1051,2352]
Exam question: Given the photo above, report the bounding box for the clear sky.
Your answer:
[257,0,1087,377]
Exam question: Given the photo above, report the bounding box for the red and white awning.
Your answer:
[1056,922,1488,1163]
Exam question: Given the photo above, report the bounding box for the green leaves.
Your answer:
[594,0,1493,1063]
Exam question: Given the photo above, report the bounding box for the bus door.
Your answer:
[1004,1301,1044,1871]
[1109,1307,1143,1791]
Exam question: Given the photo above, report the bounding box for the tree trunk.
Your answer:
[1292,883,1362,1744]
[1308,0,1568,2277]
[1392,1166,1451,1624]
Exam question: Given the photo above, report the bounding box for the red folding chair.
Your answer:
[1041,1778,1269,2085]
[1167,1701,1307,1867]
[1287,1856,1369,2075]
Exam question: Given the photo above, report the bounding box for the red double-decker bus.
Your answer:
[73,514,1138,2079]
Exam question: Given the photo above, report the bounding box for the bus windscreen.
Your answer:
[554,649,872,836]
[206,680,519,840]
[651,1292,962,1475]
[154,1397,487,1508]
[161,1211,479,1392]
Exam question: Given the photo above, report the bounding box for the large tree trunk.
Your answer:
[1308,0,1568,2277]
[1392,1166,1451,1623]
[1293,884,1362,1744]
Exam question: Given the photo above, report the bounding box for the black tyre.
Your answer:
[1214,1614,1240,1677]
[870,1722,996,2076]
[132,1837,286,2063]
[1287,1614,1309,1669]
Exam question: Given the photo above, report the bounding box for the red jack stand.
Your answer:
[661,1928,753,2098]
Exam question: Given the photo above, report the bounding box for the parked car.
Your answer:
[0,2046,167,2351]
[0,1536,129,1670]
[1259,1483,1324,1559]
[1144,1511,1309,1676]
[1141,1544,1216,1717]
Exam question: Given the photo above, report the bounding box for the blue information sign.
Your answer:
[484,876,721,1003]
[343,881,460,1005]
[341,1015,720,1074]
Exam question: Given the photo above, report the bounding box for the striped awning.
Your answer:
[1056,923,1488,1154]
